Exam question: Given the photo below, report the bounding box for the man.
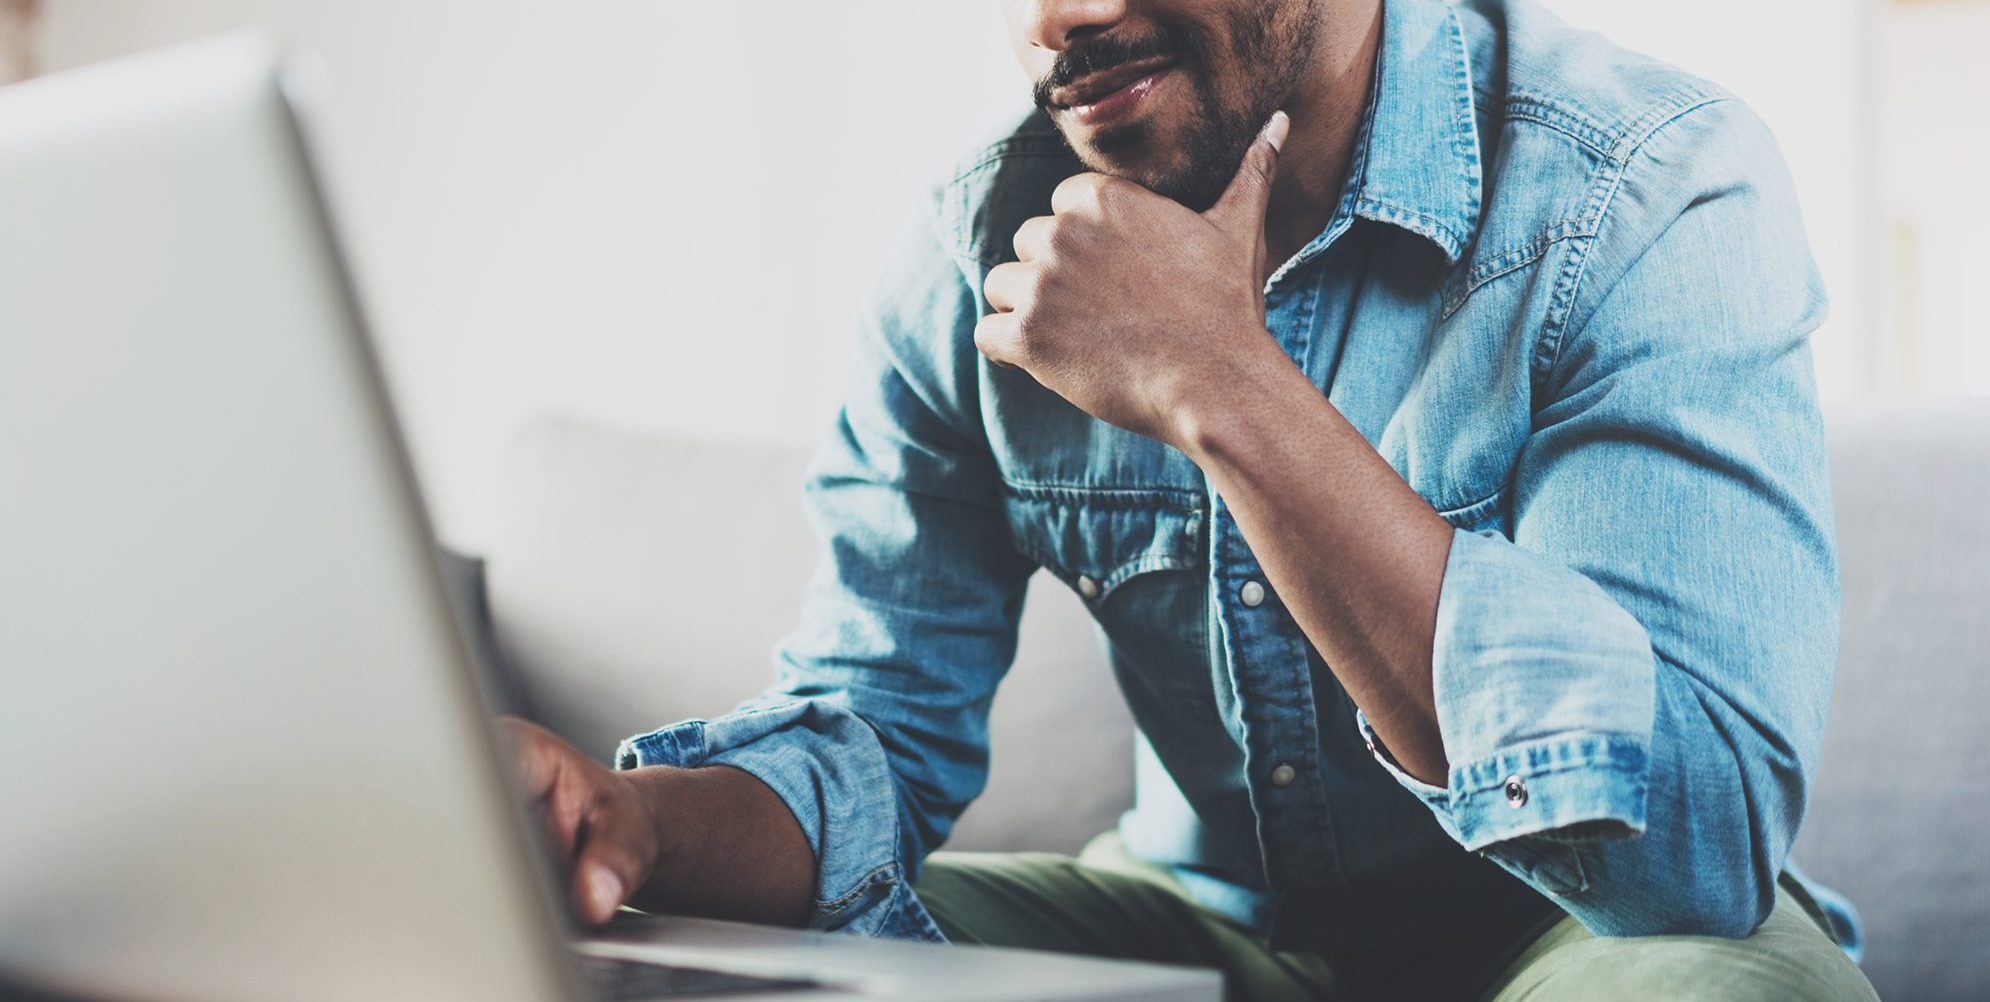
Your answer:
[502,0,1881,998]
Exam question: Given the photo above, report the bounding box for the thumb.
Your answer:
[1204,110,1288,238]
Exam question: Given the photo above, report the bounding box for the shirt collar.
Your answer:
[1347,0,1484,263]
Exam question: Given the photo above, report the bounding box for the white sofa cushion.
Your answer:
[483,416,1133,856]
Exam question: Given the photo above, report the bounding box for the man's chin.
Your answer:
[1078,116,1157,159]
[1075,157,1209,210]
[1054,119,1218,208]
[1059,131,1164,190]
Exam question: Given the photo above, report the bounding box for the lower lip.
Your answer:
[1069,68,1172,127]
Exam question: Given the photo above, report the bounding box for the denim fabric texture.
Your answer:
[619,0,1853,957]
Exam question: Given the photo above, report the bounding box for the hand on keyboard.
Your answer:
[500,717,665,925]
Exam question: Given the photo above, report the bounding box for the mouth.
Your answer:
[1050,57,1177,127]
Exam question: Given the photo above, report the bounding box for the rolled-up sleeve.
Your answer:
[1358,99,1840,938]
[618,195,1033,940]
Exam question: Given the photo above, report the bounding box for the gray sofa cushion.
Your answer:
[1792,398,1990,1002]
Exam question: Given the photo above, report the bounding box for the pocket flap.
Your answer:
[1001,483,1204,603]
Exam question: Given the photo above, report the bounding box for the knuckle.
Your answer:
[1010,312,1044,354]
[984,265,1021,307]
[1054,172,1122,216]
[972,316,1002,353]
[1041,215,1076,253]
[1026,261,1056,299]
[586,780,619,814]
[977,314,1032,366]
[1010,219,1039,259]
[1248,152,1275,186]
[514,728,554,761]
[1051,173,1088,203]
[1090,176,1136,213]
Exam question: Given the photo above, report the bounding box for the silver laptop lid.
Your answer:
[0,35,579,1002]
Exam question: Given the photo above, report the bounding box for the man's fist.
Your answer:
[498,717,662,925]
[976,111,1291,449]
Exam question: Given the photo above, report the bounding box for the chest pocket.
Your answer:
[1000,483,1205,607]
[1001,483,1215,713]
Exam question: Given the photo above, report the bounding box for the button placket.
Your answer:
[1207,495,1343,887]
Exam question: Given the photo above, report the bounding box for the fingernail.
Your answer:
[588,867,624,917]
[1263,111,1290,153]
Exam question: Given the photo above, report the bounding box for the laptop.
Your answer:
[0,33,1218,1002]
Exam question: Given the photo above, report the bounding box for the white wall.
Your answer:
[1541,0,1874,402]
[1872,1,1990,396]
[41,1,1029,547]
[38,1,1877,548]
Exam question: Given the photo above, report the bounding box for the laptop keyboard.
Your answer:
[576,953,830,1000]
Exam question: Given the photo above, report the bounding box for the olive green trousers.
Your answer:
[914,834,1879,1002]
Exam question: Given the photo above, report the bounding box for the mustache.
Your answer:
[1031,28,1194,110]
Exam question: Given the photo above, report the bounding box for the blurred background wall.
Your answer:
[11,0,1984,547]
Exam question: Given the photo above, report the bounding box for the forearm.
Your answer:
[1176,340,1453,783]
[624,764,816,927]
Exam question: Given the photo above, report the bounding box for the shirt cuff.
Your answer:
[1357,528,1658,851]
[616,699,944,941]
[1354,709,1648,850]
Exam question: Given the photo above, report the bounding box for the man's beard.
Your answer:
[1033,1,1322,212]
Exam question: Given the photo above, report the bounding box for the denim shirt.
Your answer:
[620,0,1857,961]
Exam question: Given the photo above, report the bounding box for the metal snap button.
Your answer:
[1503,775,1528,808]
[1239,580,1267,608]
[1269,763,1297,787]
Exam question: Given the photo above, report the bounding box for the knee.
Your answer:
[910,851,1091,948]
[914,851,1085,907]
[1495,928,1875,1002]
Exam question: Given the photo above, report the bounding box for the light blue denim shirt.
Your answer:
[620,0,1857,961]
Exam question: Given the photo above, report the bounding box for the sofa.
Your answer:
[456,399,1988,1002]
